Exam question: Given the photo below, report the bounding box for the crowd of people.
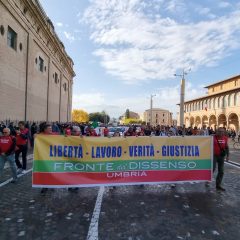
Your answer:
[0,120,234,191]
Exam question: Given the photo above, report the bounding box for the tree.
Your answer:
[72,109,89,123]
[125,109,130,118]
[89,111,110,124]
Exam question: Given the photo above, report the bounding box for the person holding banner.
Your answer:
[71,126,82,137]
[213,127,229,191]
[124,127,136,136]
[37,123,55,195]
[68,126,82,192]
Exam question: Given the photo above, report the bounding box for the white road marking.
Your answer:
[226,162,240,169]
[86,186,105,240]
[0,168,32,188]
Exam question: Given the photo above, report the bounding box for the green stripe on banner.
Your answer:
[33,159,211,173]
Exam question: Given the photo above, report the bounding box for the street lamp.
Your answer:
[150,94,156,126]
[174,69,191,127]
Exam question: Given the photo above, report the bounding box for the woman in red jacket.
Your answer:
[0,128,18,183]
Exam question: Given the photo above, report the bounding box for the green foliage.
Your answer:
[89,111,110,124]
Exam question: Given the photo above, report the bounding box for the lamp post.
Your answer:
[150,94,156,126]
[174,69,190,127]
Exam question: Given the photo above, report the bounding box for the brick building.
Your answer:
[0,0,75,122]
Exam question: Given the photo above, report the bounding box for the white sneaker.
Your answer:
[22,170,27,174]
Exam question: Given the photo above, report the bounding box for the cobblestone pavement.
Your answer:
[228,142,240,164]
[0,151,239,240]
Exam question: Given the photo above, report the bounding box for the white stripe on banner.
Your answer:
[86,186,105,240]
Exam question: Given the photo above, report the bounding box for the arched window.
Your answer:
[211,98,214,109]
[234,93,237,106]
[238,93,240,106]
[218,97,220,108]
[208,99,211,109]
[204,100,207,110]
[228,94,231,107]
[223,95,227,108]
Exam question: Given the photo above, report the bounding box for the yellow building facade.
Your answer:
[144,108,173,126]
[0,0,75,122]
[184,75,240,131]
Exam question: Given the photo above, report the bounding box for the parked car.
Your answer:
[108,126,129,136]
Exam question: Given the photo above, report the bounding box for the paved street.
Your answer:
[0,148,240,240]
[228,139,240,165]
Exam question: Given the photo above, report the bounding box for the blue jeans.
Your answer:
[0,154,18,181]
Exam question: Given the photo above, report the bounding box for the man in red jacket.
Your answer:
[213,127,229,191]
[15,121,29,173]
[0,128,18,183]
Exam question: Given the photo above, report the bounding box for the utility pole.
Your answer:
[150,94,156,126]
[174,69,190,127]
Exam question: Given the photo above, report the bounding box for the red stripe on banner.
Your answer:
[32,170,211,185]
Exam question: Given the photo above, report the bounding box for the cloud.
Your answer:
[72,83,205,118]
[218,1,231,8]
[56,22,63,27]
[165,0,186,13]
[82,0,240,84]
[198,7,211,15]
[73,92,105,109]
[63,31,75,42]
[196,7,216,19]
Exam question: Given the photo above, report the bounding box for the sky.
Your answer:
[39,0,240,119]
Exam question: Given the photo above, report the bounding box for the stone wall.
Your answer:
[0,0,75,122]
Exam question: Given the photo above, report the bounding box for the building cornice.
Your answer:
[180,87,240,105]
[22,0,75,77]
[204,74,240,88]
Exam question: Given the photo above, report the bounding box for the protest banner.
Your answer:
[32,135,212,188]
